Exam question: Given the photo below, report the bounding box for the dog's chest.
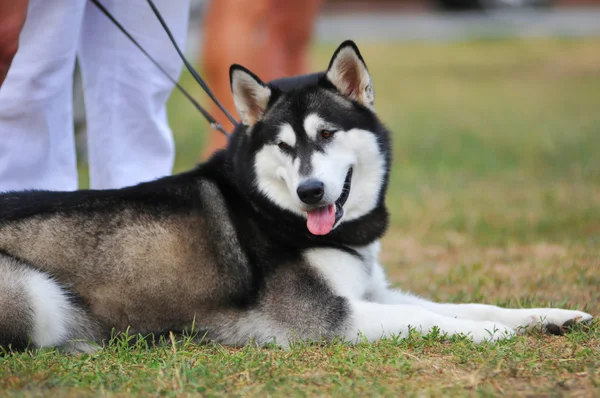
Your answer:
[303,243,379,300]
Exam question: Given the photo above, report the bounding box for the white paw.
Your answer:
[442,320,515,343]
[501,308,593,334]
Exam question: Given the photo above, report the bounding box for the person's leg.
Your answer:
[0,0,85,192]
[200,0,269,159]
[265,0,322,77]
[0,0,29,88]
[78,0,189,189]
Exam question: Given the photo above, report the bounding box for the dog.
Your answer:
[0,41,592,353]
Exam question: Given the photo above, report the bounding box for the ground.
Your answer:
[2,38,599,397]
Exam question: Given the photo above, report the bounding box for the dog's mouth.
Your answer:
[305,168,353,236]
[335,167,353,222]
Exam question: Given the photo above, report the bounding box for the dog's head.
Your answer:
[228,41,390,237]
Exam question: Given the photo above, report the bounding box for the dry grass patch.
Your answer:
[382,230,599,315]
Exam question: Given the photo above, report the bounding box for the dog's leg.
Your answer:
[346,301,514,343]
[213,301,514,346]
[209,264,514,347]
[366,263,593,333]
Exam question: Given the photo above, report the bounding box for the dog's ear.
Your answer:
[229,65,271,127]
[326,40,374,108]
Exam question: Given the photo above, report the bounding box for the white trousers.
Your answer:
[0,0,190,191]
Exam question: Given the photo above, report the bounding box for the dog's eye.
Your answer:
[319,129,336,139]
[278,142,292,151]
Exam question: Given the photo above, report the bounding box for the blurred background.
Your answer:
[74,0,600,305]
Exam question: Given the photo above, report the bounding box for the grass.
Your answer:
[2,38,600,396]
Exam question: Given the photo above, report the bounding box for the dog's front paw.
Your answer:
[443,320,515,343]
[502,308,593,334]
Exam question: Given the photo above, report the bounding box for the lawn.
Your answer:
[2,38,600,397]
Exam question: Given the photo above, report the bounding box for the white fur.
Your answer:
[347,301,514,343]
[336,128,385,222]
[254,145,304,217]
[309,148,354,205]
[278,123,296,147]
[306,242,593,344]
[254,118,384,226]
[303,114,320,141]
[24,269,72,347]
[304,246,371,300]
[303,114,339,142]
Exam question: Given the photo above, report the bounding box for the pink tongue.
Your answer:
[306,204,336,235]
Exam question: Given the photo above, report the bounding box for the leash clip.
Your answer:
[211,122,231,139]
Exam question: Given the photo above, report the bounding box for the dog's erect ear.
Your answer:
[229,65,271,127]
[326,40,374,108]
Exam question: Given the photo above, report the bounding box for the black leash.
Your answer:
[89,0,237,137]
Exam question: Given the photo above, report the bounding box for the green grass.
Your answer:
[3,38,600,396]
[2,327,599,397]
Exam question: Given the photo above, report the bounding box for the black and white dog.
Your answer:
[0,41,592,353]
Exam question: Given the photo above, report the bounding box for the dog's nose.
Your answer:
[297,179,325,205]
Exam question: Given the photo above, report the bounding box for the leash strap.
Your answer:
[145,0,239,129]
[89,0,235,137]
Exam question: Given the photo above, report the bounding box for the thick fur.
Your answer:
[0,41,592,352]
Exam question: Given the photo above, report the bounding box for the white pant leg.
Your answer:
[0,0,85,192]
[78,0,190,189]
